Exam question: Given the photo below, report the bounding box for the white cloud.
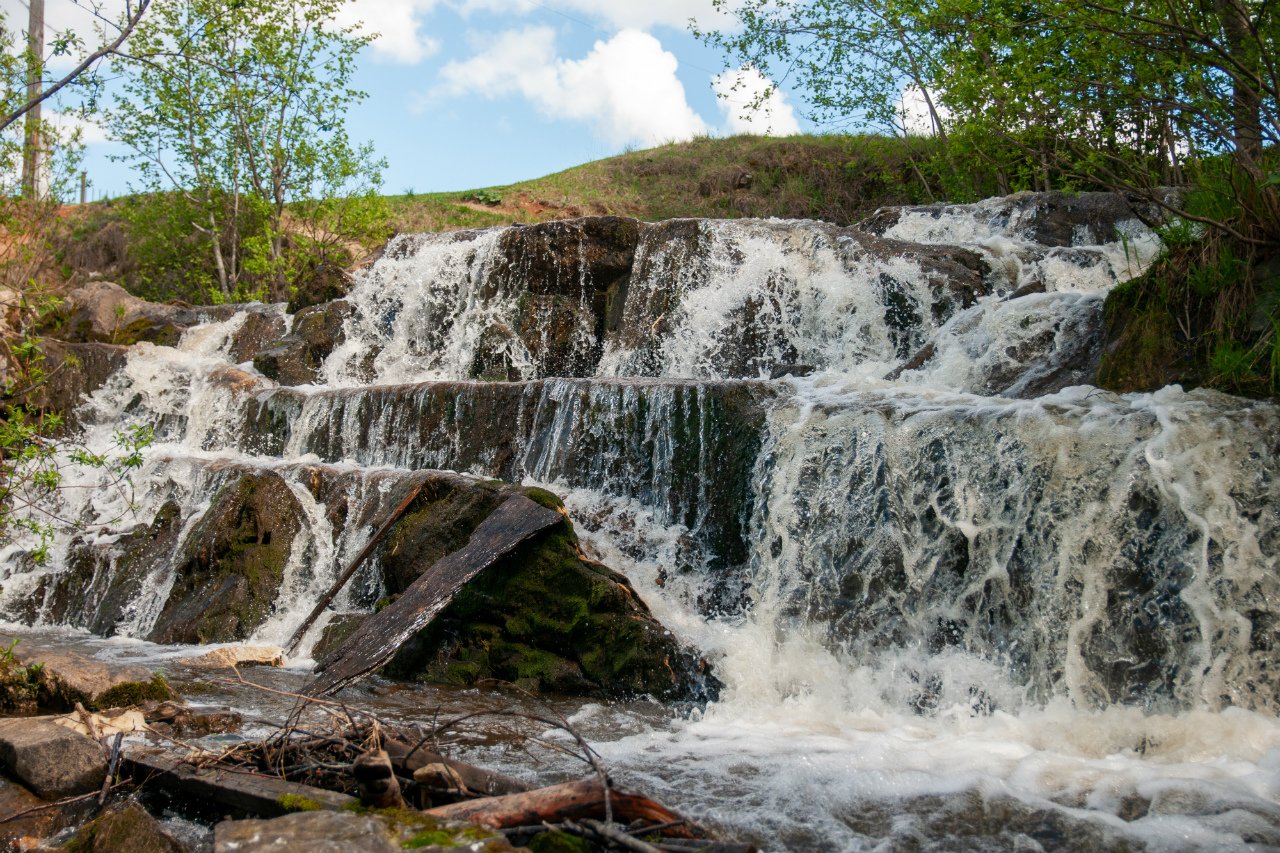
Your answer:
[455,0,729,32]
[0,0,133,71]
[897,86,948,136]
[713,66,800,136]
[433,27,709,146]
[337,0,442,64]
[48,110,108,144]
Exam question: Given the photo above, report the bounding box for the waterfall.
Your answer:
[4,192,1279,850]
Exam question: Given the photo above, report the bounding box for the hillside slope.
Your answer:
[385,134,944,232]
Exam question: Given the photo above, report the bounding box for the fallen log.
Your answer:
[424,778,697,838]
[121,748,357,816]
[383,735,533,799]
[305,494,564,696]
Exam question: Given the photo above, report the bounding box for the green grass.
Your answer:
[383,133,947,232]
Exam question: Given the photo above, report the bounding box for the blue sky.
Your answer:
[3,0,814,199]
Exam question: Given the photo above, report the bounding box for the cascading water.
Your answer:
[3,192,1279,850]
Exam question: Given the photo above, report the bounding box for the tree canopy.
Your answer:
[109,0,385,301]
[702,0,1278,241]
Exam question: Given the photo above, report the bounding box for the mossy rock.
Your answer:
[148,471,305,644]
[64,799,186,853]
[1097,238,1279,399]
[528,830,601,853]
[91,674,173,710]
[1097,276,1209,392]
[382,481,716,701]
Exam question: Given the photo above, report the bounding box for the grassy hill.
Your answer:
[382,134,945,233]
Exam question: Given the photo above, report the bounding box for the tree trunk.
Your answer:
[1215,0,1263,177]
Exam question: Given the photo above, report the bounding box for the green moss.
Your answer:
[1098,235,1278,398]
[518,486,565,511]
[93,673,172,709]
[527,830,598,853]
[278,793,323,812]
[115,317,182,347]
[394,516,698,698]
[402,829,460,848]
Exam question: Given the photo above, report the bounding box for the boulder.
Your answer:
[181,645,285,669]
[58,281,190,346]
[45,500,186,637]
[253,300,352,385]
[148,470,306,644]
[0,776,91,849]
[377,480,718,701]
[0,716,106,799]
[54,280,286,363]
[226,309,288,364]
[8,642,172,711]
[482,217,640,377]
[63,799,189,853]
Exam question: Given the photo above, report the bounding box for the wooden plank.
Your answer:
[305,494,564,697]
[122,748,357,816]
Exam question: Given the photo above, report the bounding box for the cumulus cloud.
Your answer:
[0,0,133,71]
[49,110,108,144]
[713,66,800,136]
[897,86,949,135]
[433,27,709,146]
[455,0,729,32]
[337,0,442,64]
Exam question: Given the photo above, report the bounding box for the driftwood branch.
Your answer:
[423,778,695,837]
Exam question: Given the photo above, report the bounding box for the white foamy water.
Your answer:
[3,194,1279,850]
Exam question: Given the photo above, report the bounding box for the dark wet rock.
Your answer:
[884,342,936,382]
[242,379,777,612]
[0,716,106,799]
[148,470,305,644]
[21,341,127,425]
[226,309,288,364]
[882,293,1105,397]
[369,477,717,701]
[45,500,186,636]
[311,613,366,660]
[0,775,55,845]
[480,217,640,378]
[66,799,189,853]
[769,364,814,379]
[253,300,353,385]
[612,219,986,375]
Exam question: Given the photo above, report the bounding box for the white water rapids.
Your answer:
[3,195,1279,850]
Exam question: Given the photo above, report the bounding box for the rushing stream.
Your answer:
[3,193,1280,850]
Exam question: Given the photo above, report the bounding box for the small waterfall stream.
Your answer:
[2,193,1279,850]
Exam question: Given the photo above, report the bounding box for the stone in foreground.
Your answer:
[0,716,106,800]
